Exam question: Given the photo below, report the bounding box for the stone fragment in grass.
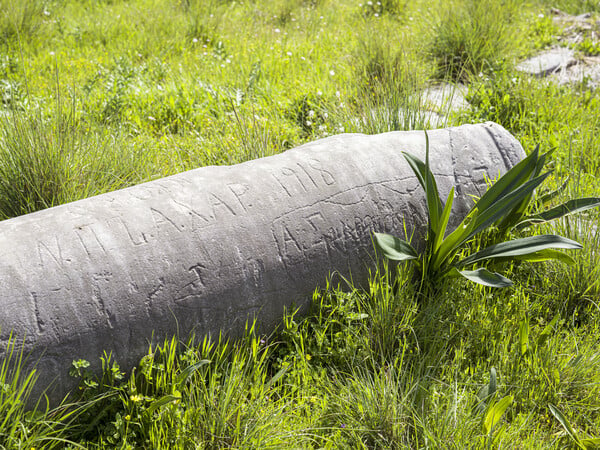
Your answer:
[551,55,600,89]
[420,83,470,128]
[0,122,525,406]
[516,47,576,77]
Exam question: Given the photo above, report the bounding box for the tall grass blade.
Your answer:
[144,394,181,417]
[519,318,529,356]
[580,438,600,448]
[264,366,289,390]
[549,404,585,448]
[175,359,211,390]
[539,177,571,206]
[476,367,498,413]
[537,314,560,349]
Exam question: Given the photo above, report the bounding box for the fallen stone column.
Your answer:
[0,122,525,405]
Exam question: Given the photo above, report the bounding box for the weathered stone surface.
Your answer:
[551,55,600,88]
[0,122,525,405]
[520,10,600,89]
[418,83,470,128]
[422,83,470,114]
[516,47,577,77]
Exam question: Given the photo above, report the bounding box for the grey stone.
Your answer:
[421,83,470,113]
[516,47,577,77]
[550,8,593,23]
[0,122,525,405]
[551,56,600,89]
[419,83,470,128]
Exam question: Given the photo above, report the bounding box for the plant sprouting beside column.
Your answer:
[374,132,600,291]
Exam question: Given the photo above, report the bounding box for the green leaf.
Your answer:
[519,318,529,356]
[470,172,551,240]
[265,365,289,390]
[549,404,584,448]
[403,151,442,231]
[518,198,600,229]
[496,149,554,232]
[476,146,540,214]
[458,235,582,268]
[580,438,600,449]
[537,314,560,349]
[446,267,463,278]
[145,393,181,416]
[175,359,210,390]
[533,146,548,177]
[374,232,418,261]
[433,187,454,253]
[478,367,498,401]
[475,367,498,414]
[434,208,480,269]
[484,395,513,434]
[459,268,513,288]
[539,176,570,206]
[510,249,576,265]
[402,137,443,233]
[491,249,576,265]
[423,131,442,232]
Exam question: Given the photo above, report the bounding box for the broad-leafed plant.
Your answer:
[374,132,600,289]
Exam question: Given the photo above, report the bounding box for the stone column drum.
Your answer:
[0,122,525,404]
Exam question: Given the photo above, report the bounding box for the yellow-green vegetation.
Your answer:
[1,0,600,448]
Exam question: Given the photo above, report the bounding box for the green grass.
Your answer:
[0,0,600,448]
[427,0,527,82]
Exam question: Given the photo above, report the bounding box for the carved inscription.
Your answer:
[29,287,66,336]
[30,292,45,334]
[242,257,265,290]
[171,199,211,230]
[307,158,336,185]
[37,238,65,270]
[186,263,208,289]
[66,184,253,262]
[273,159,336,197]
[144,277,165,317]
[91,272,114,328]
[151,207,184,235]
[228,183,251,211]
[208,193,237,219]
[107,217,149,246]
[174,250,215,307]
[75,224,108,258]
[272,183,410,277]
[273,211,332,270]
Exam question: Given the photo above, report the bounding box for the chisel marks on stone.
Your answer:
[227,183,252,212]
[107,217,149,247]
[75,224,108,259]
[91,272,114,328]
[37,238,66,270]
[151,207,183,234]
[145,277,165,316]
[307,158,336,185]
[29,291,45,334]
